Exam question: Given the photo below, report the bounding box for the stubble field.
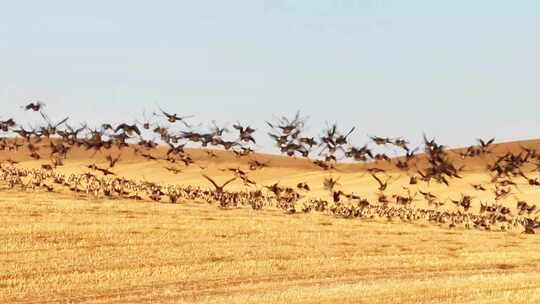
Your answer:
[2,142,540,303]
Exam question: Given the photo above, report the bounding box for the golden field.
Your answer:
[2,140,540,303]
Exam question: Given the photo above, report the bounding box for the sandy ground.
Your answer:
[1,140,540,303]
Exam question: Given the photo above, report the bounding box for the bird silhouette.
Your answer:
[201,174,237,193]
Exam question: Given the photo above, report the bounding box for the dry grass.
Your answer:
[2,141,540,303]
[1,191,540,303]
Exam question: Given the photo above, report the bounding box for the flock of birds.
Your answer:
[1,101,540,234]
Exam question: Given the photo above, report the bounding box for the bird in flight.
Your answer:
[158,108,194,127]
[201,174,237,193]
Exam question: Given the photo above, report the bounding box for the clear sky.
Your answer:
[2,1,540,153]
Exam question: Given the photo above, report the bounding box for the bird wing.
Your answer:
[112,155,121,166]
[160,109,173,118]
[114,124,127,132]
[54,117,69,128]
[180,120,192,128]
[40,112,52,126]
[344,126,356,138]
[202,174,220,190]
[477,138,486,147]
[221,177,237,188]
[232,124,243,131]
[132,125,141,135]
[370,173,384,188]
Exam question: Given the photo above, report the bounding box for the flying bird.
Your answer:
[201,174,237,193]
[23,101,45,112]
[159,108,194,127]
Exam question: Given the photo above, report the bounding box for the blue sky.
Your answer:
[1,1,540,153]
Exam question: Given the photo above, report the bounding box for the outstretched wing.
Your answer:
[180,119,192,128]
[132,125,141,136]
[115,123,127,133]
[202,174,220,190]
[40,112,52,126]
[370,173,384,188]
[232,123,243,132]
[477,138,486,147]
[108,154,121,167]
[221,177,237,188]
[160,108,173,118]
[54,117,69,128]
[344,126,356,138]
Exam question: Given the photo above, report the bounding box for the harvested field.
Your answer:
[2,191,540,304]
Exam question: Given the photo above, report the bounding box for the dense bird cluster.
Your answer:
[1,102,540,234]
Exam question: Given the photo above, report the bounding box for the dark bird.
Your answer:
[477,138,495,152]
[87,163,115,176]
[223,141,241,151]
[233,147,255,157]
[178,154,194,166]
[517,201,537,215]
[238,173,256,186]
[40,112,69,136]
[323,177,340,192]
[209,121,228,137]
[140,152,159,161]
[201,174,236,193]
[451,194,472,211]
[101,123,114,132]
[42,184,54,192]
[519,172,540,186]
[471,183,487,191]
[392,138,410,151]
[373,153,391,162]
[226,167,248,177]
[265,182,283,196]
[165,166,183,174]
[405,148,418,162]
[335,127,355,145]
[4,158,19,165]
[159,109,194,127]
[115,123,141,136]
[419,190,437,201]
[313,160,334,171]
[494,186,512,201]
[297,182,311,191]
[233,123,256,144]
[106,154,121,168]
[23,101,45,112]
[166,142,186,156]
[136,110,155,130]
[370,136,393,145]
[41,164,54,171]
[0,118,16,132]
[370,173,390,191]
[205,150,218,159]
[248,159,270,171]
[367,167,386,174]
